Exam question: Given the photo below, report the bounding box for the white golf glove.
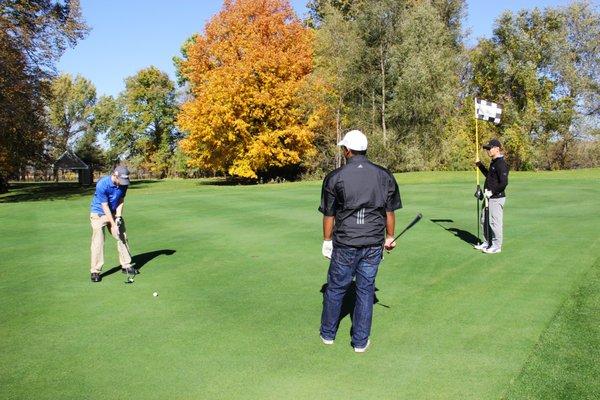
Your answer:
[484,189,493,199]
[322,240,333,259]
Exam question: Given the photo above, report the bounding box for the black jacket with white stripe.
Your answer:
[319,155,402,247]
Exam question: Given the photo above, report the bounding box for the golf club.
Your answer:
[124,242,135,284]
[118,218,136,284]
[391,213,423,244]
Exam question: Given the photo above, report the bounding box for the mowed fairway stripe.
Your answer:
[503,254,600,400]
[0,170,598,399]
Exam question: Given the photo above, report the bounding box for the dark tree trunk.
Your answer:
[0,174,9,194]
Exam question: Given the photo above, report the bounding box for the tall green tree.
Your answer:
[390,2,462,169]
[0,0,88,75]
[73,129,106,176]
[101,67,180,178]
[355,0,407,142]
[310,0,466,171]
[470,1,600,170]
[172,34,198,87]
[0,0,88,192]
[431,0,466,48]
[47,73,97,157]
[551,2,600,168]
[307,0,356,26]
[0,30,47,191]
[312,2,364,168]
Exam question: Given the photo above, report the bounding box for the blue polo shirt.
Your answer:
[90,176,128,215]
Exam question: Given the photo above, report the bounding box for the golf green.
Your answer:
[0,169,598,399]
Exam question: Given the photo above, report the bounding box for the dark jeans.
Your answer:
[320,245,383,347]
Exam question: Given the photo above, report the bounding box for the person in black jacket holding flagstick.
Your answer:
[474,139,509,254]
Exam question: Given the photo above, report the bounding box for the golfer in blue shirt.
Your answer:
[89,166,135,282]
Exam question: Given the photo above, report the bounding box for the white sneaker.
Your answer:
[320,335,334,345]
[354,339,371,353]
[482,246,501,254]
[474,242,489,250]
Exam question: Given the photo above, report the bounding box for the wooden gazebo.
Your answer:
[53,151,92,185]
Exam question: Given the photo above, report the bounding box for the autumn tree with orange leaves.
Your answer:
[177,0,317,180]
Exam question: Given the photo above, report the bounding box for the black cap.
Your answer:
[482,139,501,150]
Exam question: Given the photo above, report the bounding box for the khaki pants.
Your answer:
[90,213,132,273]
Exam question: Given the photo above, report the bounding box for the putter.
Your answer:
[125,271,134,284]
[117,220,136,284]
[124,234,134,284]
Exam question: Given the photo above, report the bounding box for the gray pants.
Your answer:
[481,197,505,248]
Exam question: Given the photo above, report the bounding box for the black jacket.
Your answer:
[477,156,509,198]
[319,155,402,247]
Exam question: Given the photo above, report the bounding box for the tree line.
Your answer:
[1,0,598,192]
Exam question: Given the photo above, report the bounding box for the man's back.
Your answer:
[319,155,401,247]
[319,130,403,352]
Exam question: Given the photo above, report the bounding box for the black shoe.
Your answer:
[121,267,138,275]
[91,273,102,282]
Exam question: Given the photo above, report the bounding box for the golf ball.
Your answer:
[153,292,158,297]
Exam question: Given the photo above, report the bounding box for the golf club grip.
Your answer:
[392,213,422,243]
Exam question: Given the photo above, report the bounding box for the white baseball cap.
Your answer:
[337,130,368,151]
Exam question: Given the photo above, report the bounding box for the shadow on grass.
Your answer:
[0,182,95,203]
[430,219,479,245]
[195,177,257,186]
[320,282,387,334]
[101,249,176,278]
[194,176,300,186]
[126,180,162,190]
[0,180,161,203]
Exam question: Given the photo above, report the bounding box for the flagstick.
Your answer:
[474,99,481,244]
[475,99,480,186]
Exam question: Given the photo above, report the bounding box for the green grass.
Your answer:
[503,258,600,400]
[0,169,598,399]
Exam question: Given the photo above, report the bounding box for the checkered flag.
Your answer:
[475,98,503,124]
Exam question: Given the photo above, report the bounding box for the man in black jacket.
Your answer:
[475,139,509,254]
[319,130,402,352]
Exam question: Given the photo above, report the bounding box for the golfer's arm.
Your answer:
[115,198,125,217]
[386,211,395,238]
[323,216,334,241]
[101,203,116,225]
[477,163,488,176]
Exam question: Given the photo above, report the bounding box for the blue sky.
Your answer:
[57,0,578,98]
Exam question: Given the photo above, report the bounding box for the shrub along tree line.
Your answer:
[1,0,598,191]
